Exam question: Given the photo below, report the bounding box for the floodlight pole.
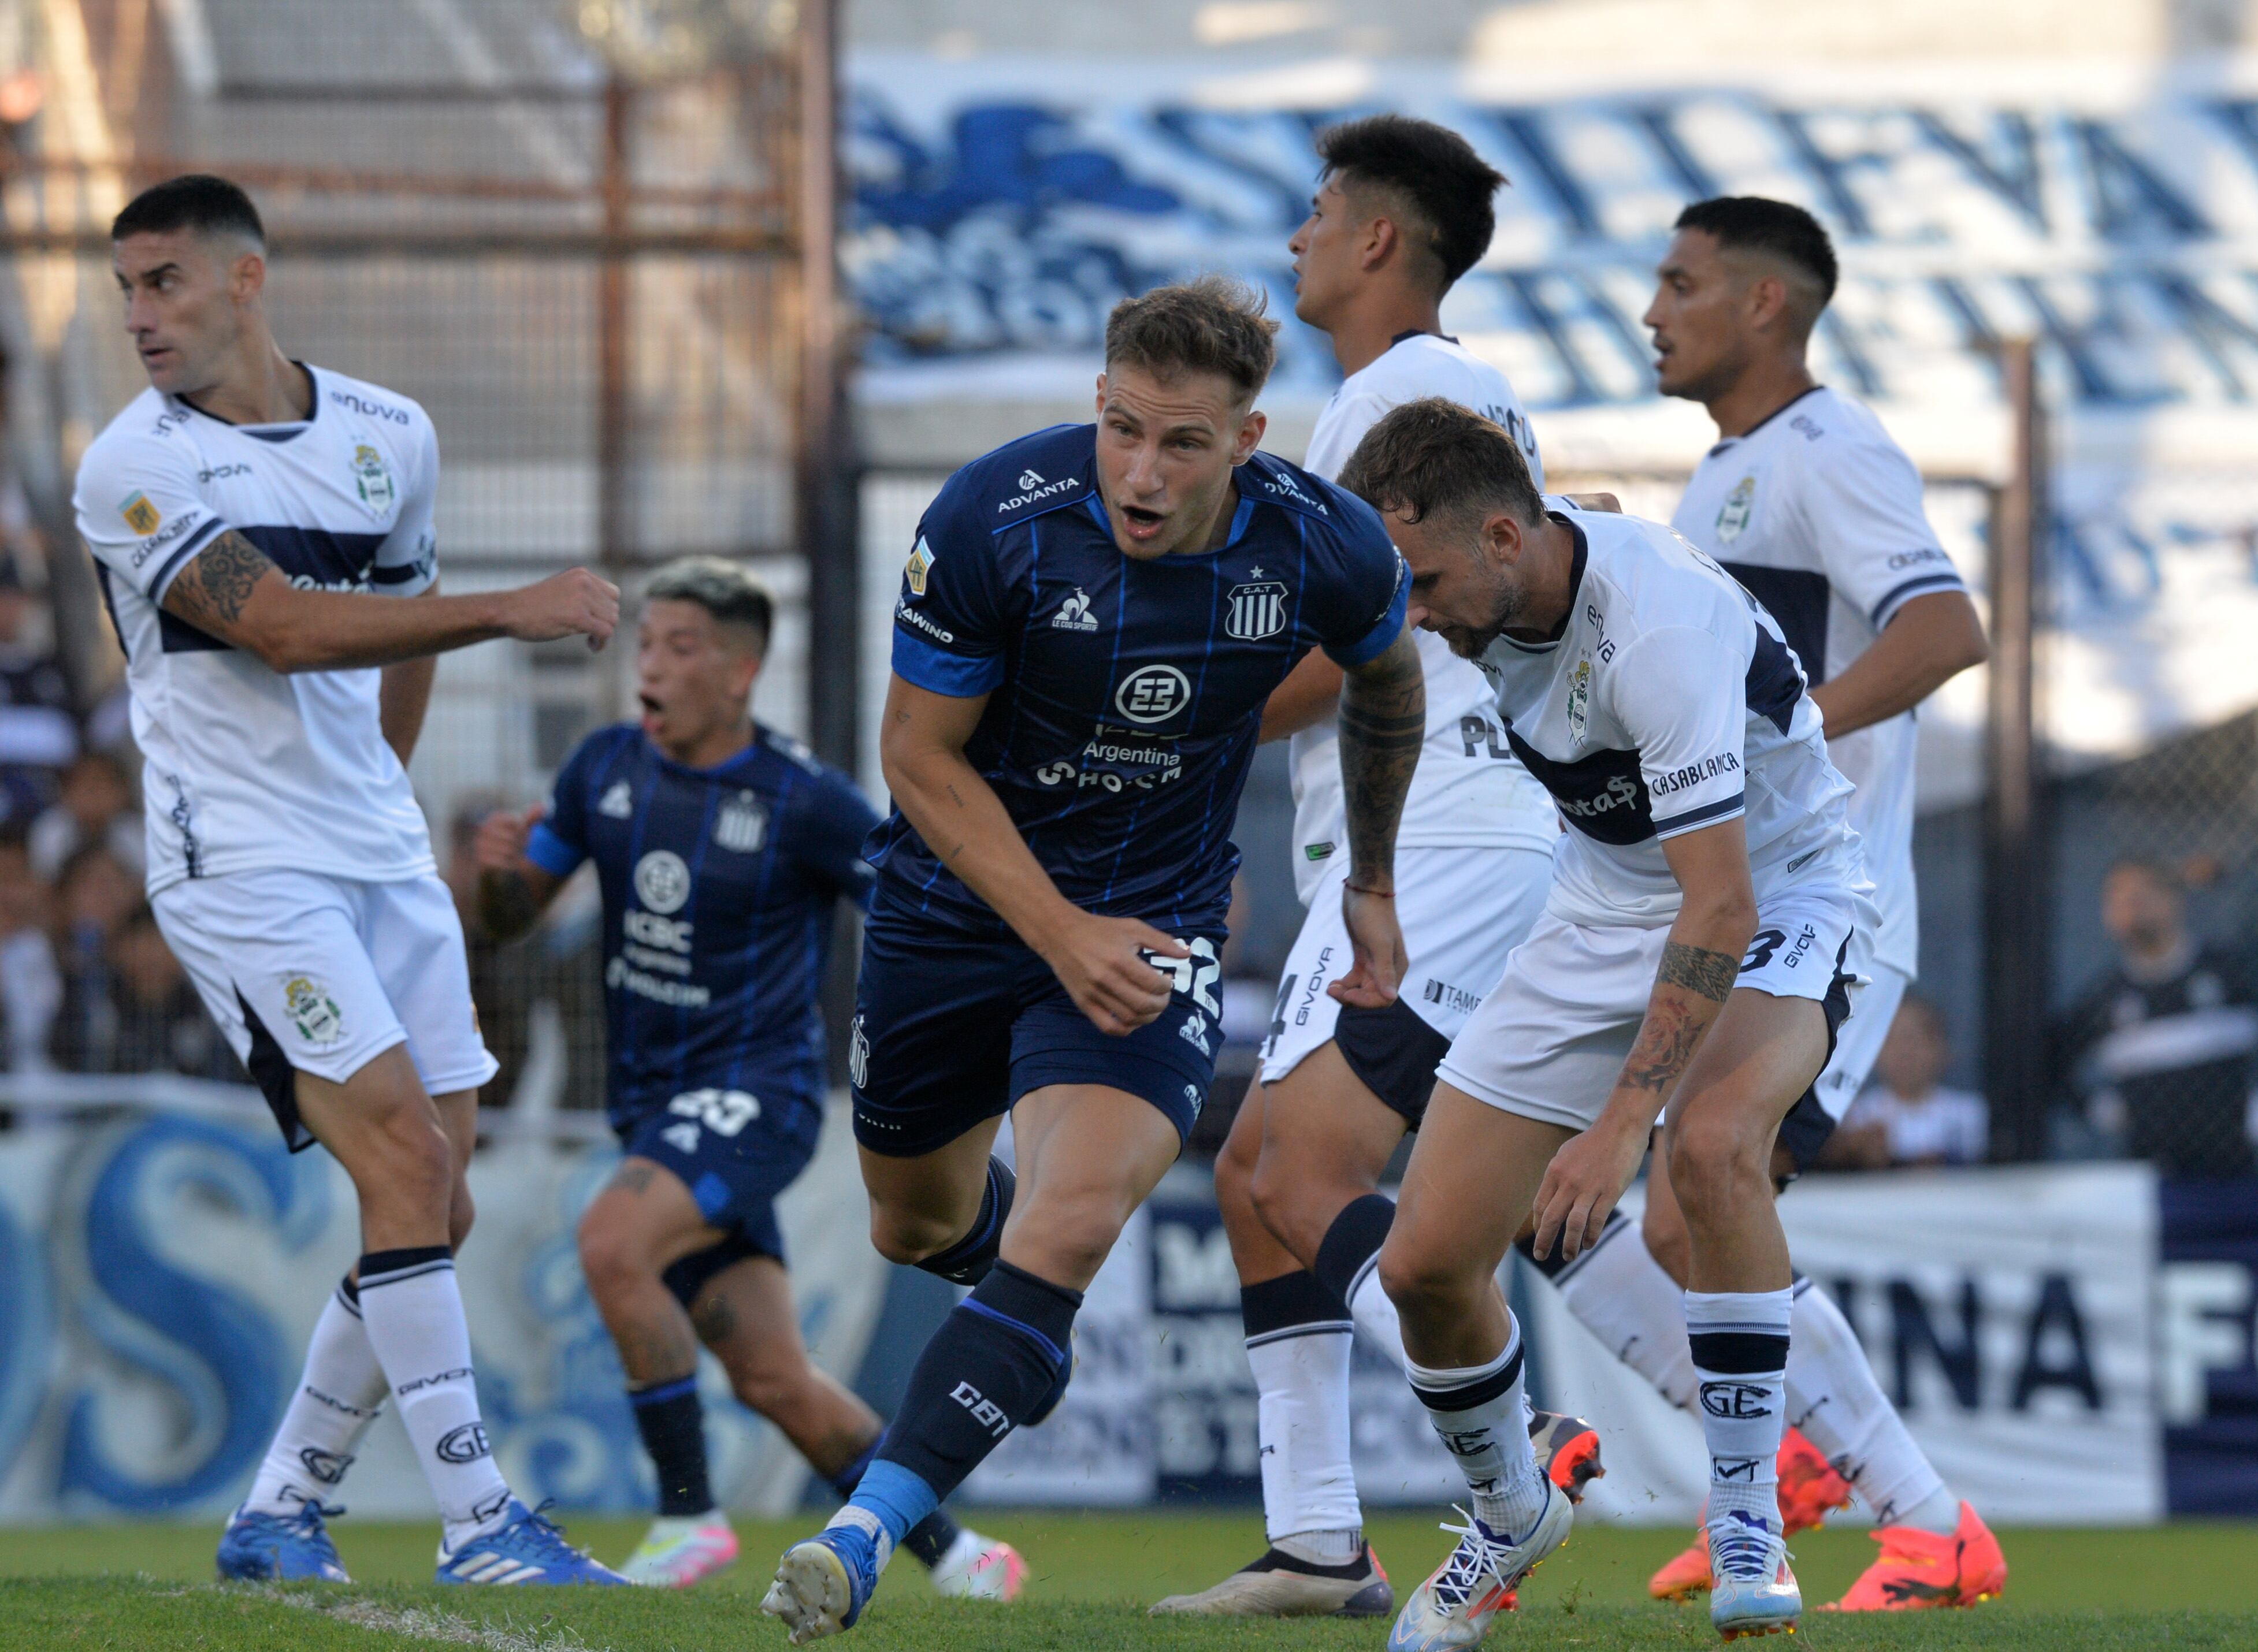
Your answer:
[1983,338,2049,1162]
[797,0,857,777]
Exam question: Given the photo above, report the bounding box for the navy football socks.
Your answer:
[913,1156,1015,1286]
[861,1261,1080,1528]
[628,1375,712,1516]
[827,1438,964,1568]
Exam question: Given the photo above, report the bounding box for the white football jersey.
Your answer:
[1672,386,1963,977]
[73,366,443,895]
[1473,505,1866,931]
[1287,332,1555,904]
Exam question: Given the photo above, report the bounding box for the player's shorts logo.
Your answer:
[1225,578,1288,641]
[351,443,396,513]
[281,976,344,1045]
[633,850,692,914]
[1114,664,1191,725]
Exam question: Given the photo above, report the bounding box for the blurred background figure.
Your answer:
[2055,858,2258,1178]
[0,828,59,1074]
[46,842,143,1073]
[1821,996,1988,1170]
[29,750,142,883]
[53,902,239,1079]
[0,550,75,833]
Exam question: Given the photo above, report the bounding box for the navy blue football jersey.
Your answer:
[526,722,879,1126]
[871,423,1407,935]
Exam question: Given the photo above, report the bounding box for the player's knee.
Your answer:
[1664,1107,1772,1221]
[1212,1117,1260,1222]
[1246,1153,1313,1257]
[575,1207,654,1301]
[726,1350,814,1423]
[1377,1232,1466,1321]
[867,1204,957,1268]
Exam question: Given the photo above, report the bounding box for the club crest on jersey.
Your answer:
[598,780,634,818]
[351,444,395,513]
[118,491,162,536]
[1052,587,1099,632]
[1225,571,1288,641]
[1114,663,1191,725]
[1715,475,1755,543]
[1566,657,1592,741]
[715,789,768,853]
[282,976,344,1045]
[634,849,692,914]
[904,536,933,596]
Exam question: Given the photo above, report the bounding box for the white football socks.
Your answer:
[242,1277,390,1516]
[1685,1289,1791,1528]
[1346,1268,1409,1374]
[1552,1216,1699,1410]
[1788,1279,1956,1534]
[358,1248,512,1548]
[1246,1326,1361,1548]
[1407,1319,1548,1537]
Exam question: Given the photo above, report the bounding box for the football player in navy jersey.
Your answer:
[759,277,1425,1643]
[477,560,1022,1599]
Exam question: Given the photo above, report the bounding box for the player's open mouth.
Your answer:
[1120,504,1165,541]
[638,693,664,719]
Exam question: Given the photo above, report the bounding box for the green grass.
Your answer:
[2,1514,2255,1651]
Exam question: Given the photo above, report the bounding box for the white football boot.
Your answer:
[1707,1506,1801,1641]
[618,1512,739,1587]
[1386,1482,1572,1651]
[929,1527,1028,1601]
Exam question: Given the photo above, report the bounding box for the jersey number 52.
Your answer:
[1142,936,1221,1018]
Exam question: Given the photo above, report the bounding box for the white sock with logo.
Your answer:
[1786,1278,1957,1534]
[1406,1318,1548,1538]
[1247,1329,1360,1549]
[358,1248,512,1548]
[243,1277,391,1516]
[1686,1289,1792,1530]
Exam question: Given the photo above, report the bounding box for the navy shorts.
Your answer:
[614,1081,822,1298]
[850,901,1225,1158]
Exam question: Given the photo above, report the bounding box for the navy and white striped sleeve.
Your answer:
[1611,626,1748,841]
[1800,427,1964,631]
[70,425,227,604]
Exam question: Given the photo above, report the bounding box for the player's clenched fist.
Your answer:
[502,568,621,649]
[1043,911,1186,1037]
[475,803,545,874]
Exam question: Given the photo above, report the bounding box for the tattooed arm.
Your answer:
[159,529,622,672]
[1529,818,1759,1261]
[1327,625,1423,1008]
[877,673,1187,1037]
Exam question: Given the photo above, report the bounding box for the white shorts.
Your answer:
[1258,842,1554,1111]
[1436,881,1873,1134]
[1809,961,1908,1125]
[154,868,498,1151]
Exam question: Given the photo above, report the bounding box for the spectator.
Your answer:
[53,903,239,1078]
[47,842,139,1067]
[0,550,75,829]
[1822,996,1989,1169]
[0,829,59,1071]
[2055,857,2258,1178]
[29,749,142,883]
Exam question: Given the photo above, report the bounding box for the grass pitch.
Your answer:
[2,1512,2254,1651]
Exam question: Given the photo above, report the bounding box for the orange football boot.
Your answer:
[1496,1411,1606,1612]
[1648,1428,1852,1602]
[1828,1502,2006,1612]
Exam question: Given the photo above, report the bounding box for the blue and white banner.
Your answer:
[0,1099,887,1523]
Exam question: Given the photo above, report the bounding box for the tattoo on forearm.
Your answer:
[1657,941,1740,1003]
[1620,998,1711,1095]
[1336,635,1425,879]
[164,529,274,631]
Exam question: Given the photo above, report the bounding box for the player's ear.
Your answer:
[1746,272,1789,334]
[1093,372,1108,419]
[1231,407,1265,465]
[231,247,267,305]
[1363,212,1397,273]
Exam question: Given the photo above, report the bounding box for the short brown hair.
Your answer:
[1104,276,1279,404]
[1337,397,1542,531]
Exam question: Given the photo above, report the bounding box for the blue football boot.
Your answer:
[762,1508,893,1643]
[434,1498,628,1586]
[216,1499,350,1582]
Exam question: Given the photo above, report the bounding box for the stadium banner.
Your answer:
[2159,1177,2258,1515]
[846,56,2258,779]
[0,1098,888,1524]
